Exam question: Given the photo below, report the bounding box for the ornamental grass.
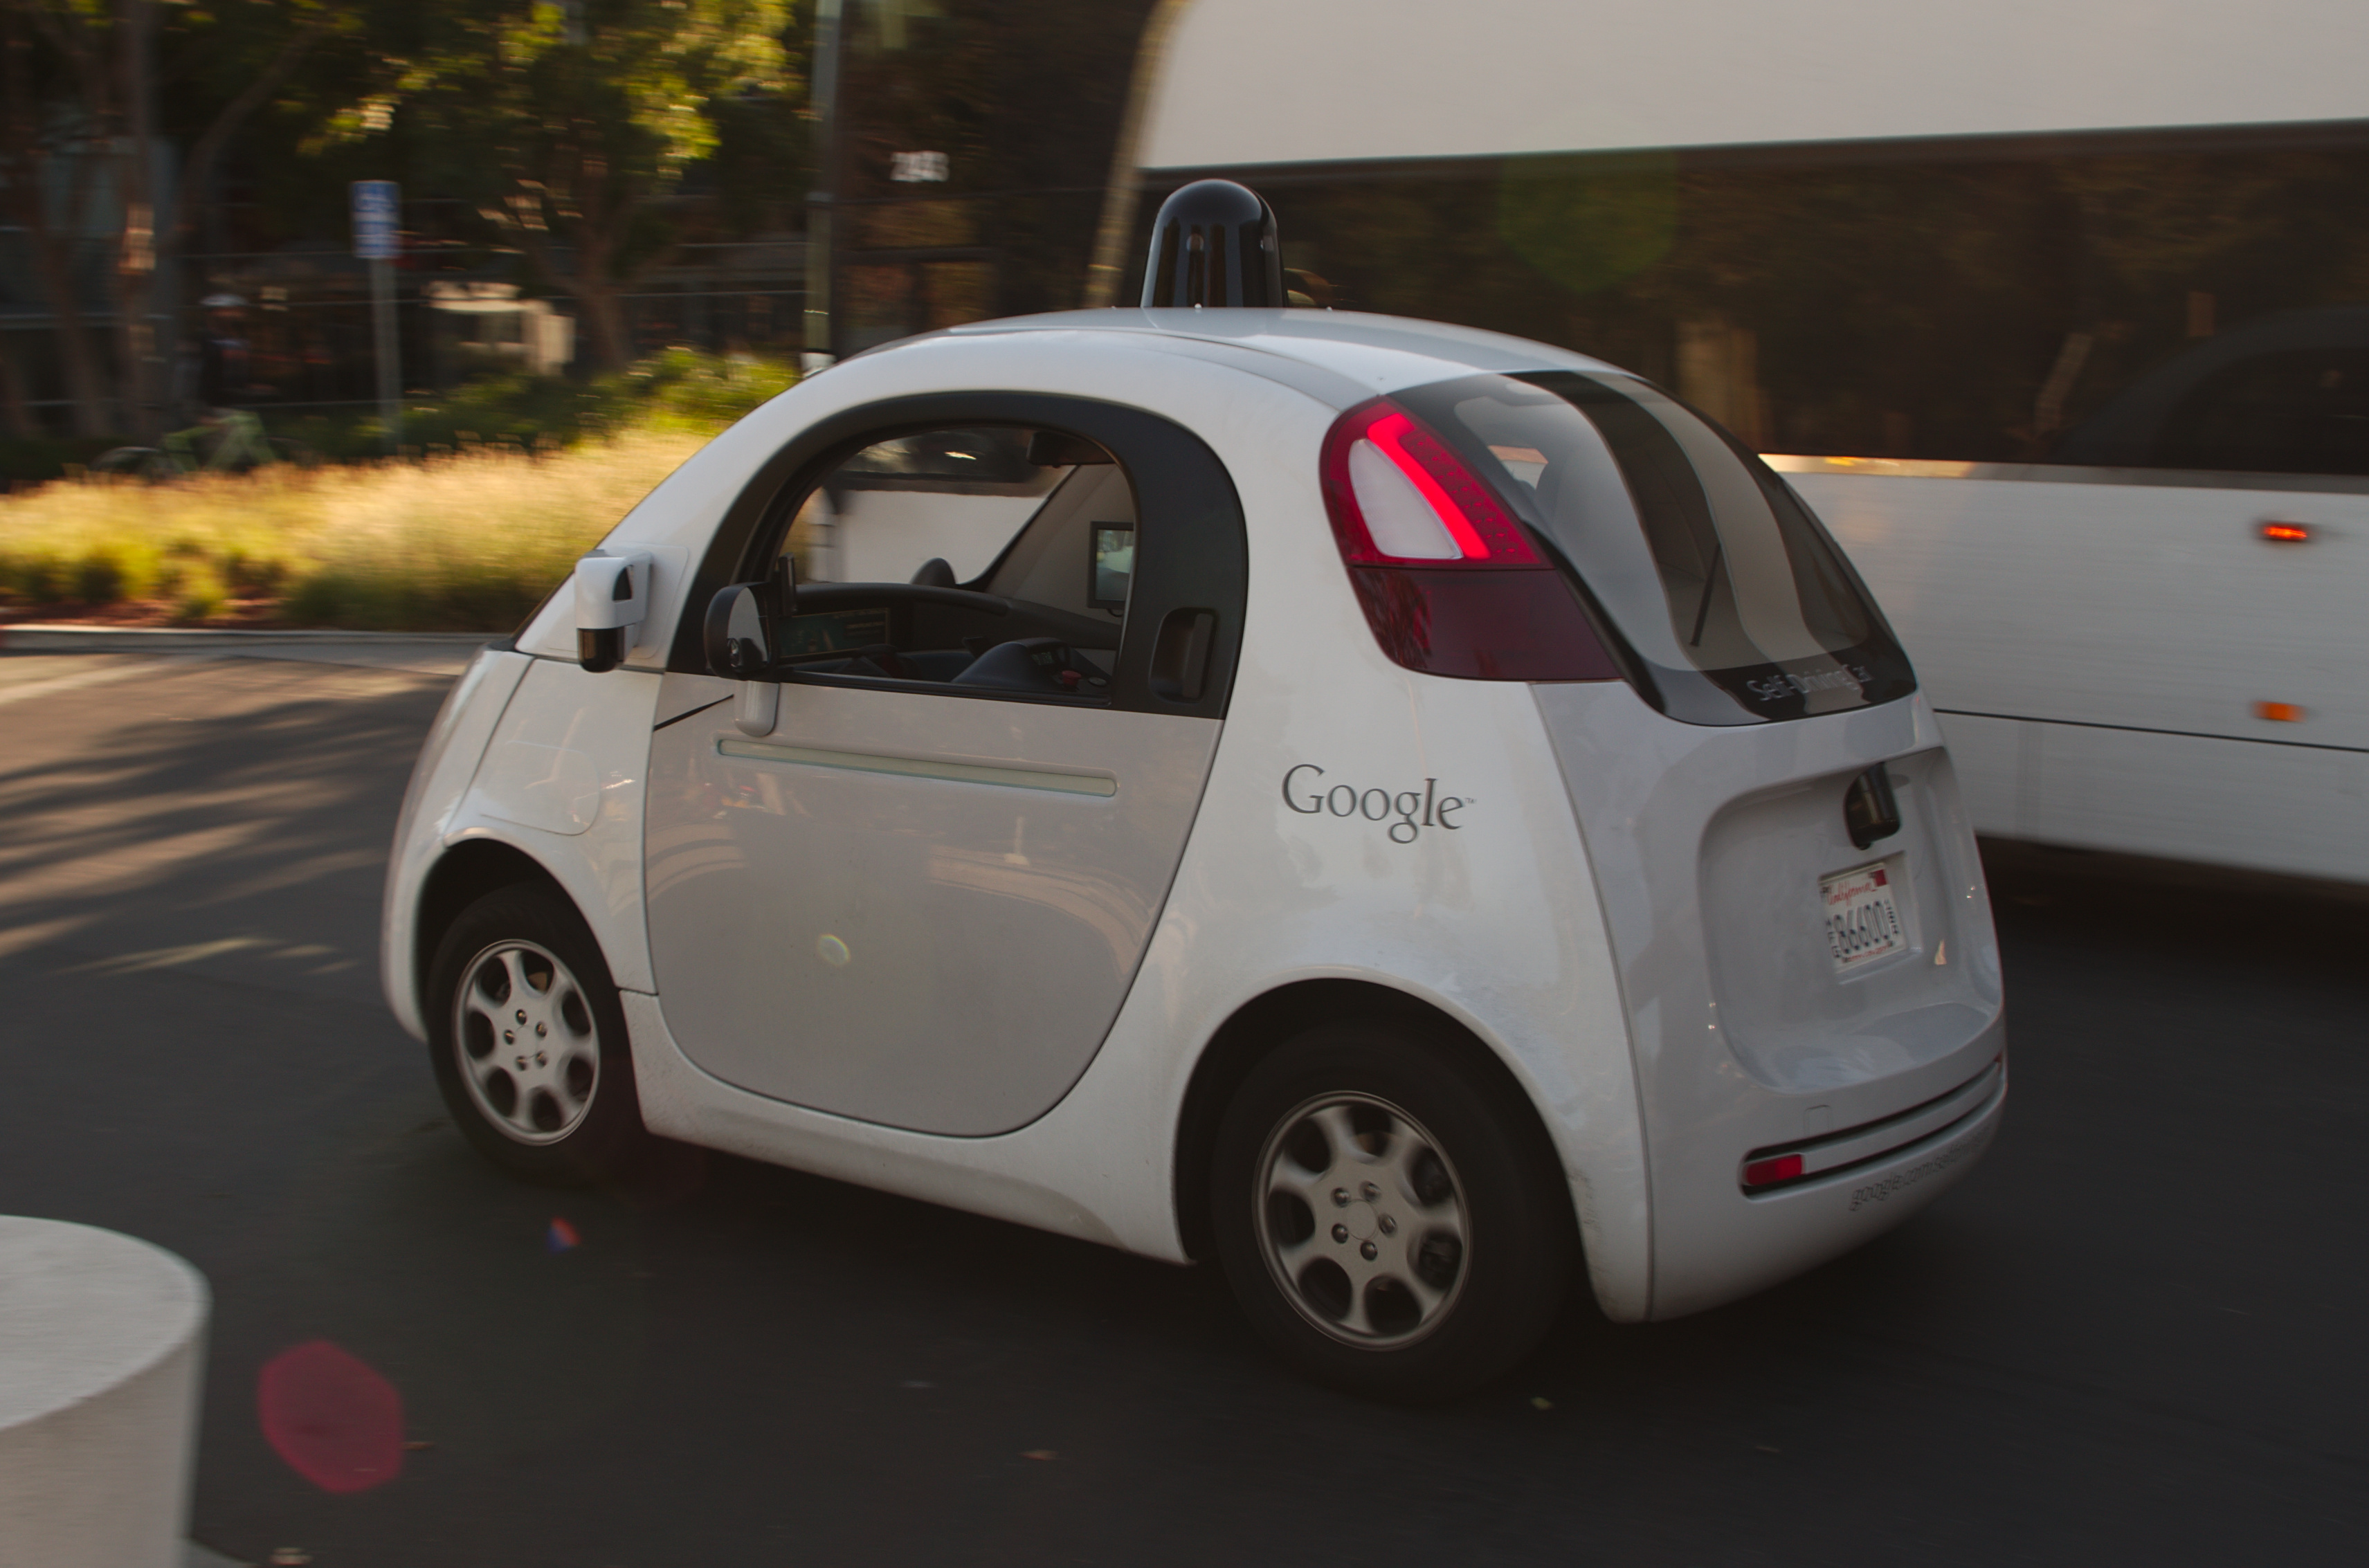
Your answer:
[0,428,707,632]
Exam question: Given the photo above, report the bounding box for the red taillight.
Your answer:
[1319,398,1619,681]
[1740,1153,1805,1192]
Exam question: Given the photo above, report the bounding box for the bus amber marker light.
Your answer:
[2255,700,2306,723]
[1318,397,1621,682]
[2260,521,2312,543]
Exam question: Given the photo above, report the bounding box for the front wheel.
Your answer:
[1210,1020,1575,1401]
[426,884,648,1183]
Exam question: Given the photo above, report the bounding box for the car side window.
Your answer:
[764,423,1141,700]
[681,390,1246,720]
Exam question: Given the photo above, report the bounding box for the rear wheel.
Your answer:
[91,446,174,482]
[426,884,647,1183]
[1210,1019,1575,1401]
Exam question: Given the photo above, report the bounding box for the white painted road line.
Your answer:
[0,657,174,711]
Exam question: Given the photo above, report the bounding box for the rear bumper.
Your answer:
[1741,1056,2002,1196]
[1647,1038,2006,1320]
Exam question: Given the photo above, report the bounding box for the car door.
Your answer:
[643,392,1248,1136]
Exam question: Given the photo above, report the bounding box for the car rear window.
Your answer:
[1397,370,1916,724]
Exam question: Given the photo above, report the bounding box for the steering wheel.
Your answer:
[952,637,1111,695]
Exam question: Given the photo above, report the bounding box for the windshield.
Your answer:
[1396,371,1916,724]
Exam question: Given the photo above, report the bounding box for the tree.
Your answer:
[0,0,344,437]
[1,3,111,435]
[375,0,795,371]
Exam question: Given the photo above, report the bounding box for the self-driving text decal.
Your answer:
[1744,663,1875,704]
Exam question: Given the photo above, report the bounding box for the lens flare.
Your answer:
[257,1340,404,1494]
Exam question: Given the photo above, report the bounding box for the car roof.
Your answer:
[917,307,1627,408]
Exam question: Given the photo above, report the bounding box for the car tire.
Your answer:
[91,446,174,482]
[426,884,647,1185]
[1210,1018,1575,1402]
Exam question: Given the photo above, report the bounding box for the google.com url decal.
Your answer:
[1849,1118,1998,1212]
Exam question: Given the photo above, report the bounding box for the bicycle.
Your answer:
[92,408,315,481]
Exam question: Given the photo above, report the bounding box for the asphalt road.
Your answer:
[2,648,2364,1567]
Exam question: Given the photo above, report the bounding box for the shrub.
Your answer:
[0,351,746,630]
[71,541,161,604]
[170,563,228,624]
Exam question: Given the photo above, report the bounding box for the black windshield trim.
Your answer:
[1399,370,1916,724]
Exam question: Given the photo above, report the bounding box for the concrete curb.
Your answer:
[0,1217,210,1568]
[0,625,500,653]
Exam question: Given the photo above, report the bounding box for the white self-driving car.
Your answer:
[385,208,2003,1398]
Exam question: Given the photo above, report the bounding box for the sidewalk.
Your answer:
[0,624,496,679]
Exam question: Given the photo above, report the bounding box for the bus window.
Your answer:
[1165,133,2369,480]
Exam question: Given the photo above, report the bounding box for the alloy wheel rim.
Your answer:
[453,939,599,1146]
[1253,1092,1470,1349]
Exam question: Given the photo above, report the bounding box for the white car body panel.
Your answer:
[386,310,2006,1326]
[646,682,1224,1136]
[381,646,532,1039]
[451,659,666,990]
[1796,465,2369,882]
[1534,680,2003,1316]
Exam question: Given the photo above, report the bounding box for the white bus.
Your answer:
[1125,0,2369,884]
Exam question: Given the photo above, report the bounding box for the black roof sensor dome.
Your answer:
[1141,179,1285,309]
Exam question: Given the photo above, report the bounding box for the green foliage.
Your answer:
[71,547,131,605]
[0,438,129,489]
[269,347,797,462]
[275,563,549,632]
[608,346,798,431]
[167,560,230,623]
[278,374,611,463]
[0,347,794,485]
[327,0,797,366]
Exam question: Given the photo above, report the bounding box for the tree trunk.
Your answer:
[156,12,331,412]
[25,224,116,437]
[570,277,632,372]
[0,9,114,436]
[563,225,632,372]
[0,335,36,440]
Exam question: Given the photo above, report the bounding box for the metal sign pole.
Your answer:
[369,257,399,454]
[803,0,844,374]
[350,181,402,454]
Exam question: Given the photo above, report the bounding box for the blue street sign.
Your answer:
[350,181,400,262]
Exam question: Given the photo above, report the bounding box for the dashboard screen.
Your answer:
[1089,524,1134,611]
[781,607,891,657]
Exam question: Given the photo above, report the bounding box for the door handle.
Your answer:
[1843,763,1900,850]
[1150,608,1217,704]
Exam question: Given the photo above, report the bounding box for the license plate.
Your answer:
[1822,860,1907,972]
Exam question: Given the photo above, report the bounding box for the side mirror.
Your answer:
[702,554,797,679]
[703,583,773,677]
[705,558,797,737]
[575,550,651,673]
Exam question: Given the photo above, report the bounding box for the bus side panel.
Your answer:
[2026,718,2366,882]
[1799,470,2369,882]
